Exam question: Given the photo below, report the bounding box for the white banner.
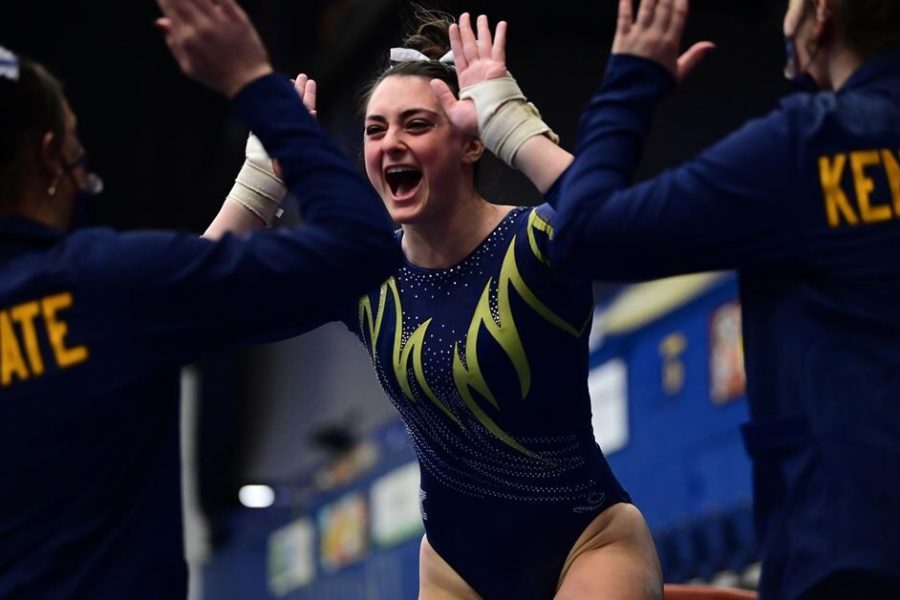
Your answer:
[267,518,315,597]
[370,462,424,547]
[589,359,629,455]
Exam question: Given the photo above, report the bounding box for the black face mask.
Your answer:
[784,36,822,93]
[62,152,104,229]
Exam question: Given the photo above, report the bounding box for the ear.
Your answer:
[462,136,485,165]
[784,0,806,36]
[39,131,63,178]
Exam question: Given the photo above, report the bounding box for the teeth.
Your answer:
[385,166,417,175]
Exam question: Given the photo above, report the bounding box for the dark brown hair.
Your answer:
[0,53,67,209]
[358,6,458,114]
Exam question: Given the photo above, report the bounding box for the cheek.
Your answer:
[363,144,381,183]
[416,138,455,170]
[422,146,462,182]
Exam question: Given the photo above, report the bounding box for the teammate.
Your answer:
[0,0,401,596]
[545,0,900,598]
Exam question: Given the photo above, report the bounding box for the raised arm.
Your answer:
[432,9,711,200]
[155,0,398,273]
[549,0,819,282]
[203,74,318,239]
[430,13,572,194]
[109,0,403,354]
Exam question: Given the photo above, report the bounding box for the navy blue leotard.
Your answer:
[347,202,630,599]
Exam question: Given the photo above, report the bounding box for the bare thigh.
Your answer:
[555,503,663,600]
[418,535,483,600]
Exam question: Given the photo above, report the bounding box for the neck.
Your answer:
[5,180,72,231]
[828,45,864,90]
[401,195,513,269]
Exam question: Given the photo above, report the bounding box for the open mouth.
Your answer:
[385,166,422,199]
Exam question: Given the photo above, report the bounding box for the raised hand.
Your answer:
[155,0,273,97]
[268,72,319,178]
[293,73,318,120]
[452,13,509,91]
[612,0,714,81]
[430,12,508,138]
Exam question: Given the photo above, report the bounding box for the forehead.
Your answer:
[366,75,440,118]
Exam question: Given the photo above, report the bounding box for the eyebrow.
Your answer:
[365,108,440,122]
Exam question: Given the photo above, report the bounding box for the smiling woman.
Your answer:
[332,8,664,600]
[363,74,471,228]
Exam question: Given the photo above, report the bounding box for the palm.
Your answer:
[443,95,478,135]
[456,59,508,90]
[448,58,506,134]
[437,13,510,138]
[612,0,714,82]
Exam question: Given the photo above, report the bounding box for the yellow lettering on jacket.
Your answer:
[0,292,89,387]
[818,148,900,227]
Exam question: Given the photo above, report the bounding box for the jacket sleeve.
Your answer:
[71,74,401,365]
[550,55,804,281]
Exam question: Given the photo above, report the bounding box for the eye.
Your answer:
[404,119,435,134]
[365,124,386,138]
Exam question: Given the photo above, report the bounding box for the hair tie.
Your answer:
[389,47,454,68]
[0,46,20,82]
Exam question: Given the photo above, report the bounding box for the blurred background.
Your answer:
[3,0,792,597]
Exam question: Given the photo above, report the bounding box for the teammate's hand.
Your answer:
[293,73,318,120]
[612,0,714,82]
[155,0,273,97]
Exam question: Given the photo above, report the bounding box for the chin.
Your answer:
[386,201,428,226]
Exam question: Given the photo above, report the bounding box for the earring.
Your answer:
[47,172,62,197]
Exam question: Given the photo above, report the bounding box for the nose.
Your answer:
[381,126,405,153]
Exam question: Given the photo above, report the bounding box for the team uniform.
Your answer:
[346,202,630,599]
[552,52,900,599]
[0,75,401,598]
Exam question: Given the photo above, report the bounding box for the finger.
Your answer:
[158,0,206,28]
[183,0,216,11]
[655,0,674,32]
[294,72,308,95]
[293,73,317,111]
[492,20,507,64]
[617,0,634,32]
[449,22,468,71]
[784,0,806,36]
[156,0,187,22]
[476,14,493,59]
[459,12,479,64]
[154,17,173,35]
[667,0,690,42]
[429,79,457,115]
[636,0,659,28]
[217,0,249,25]
[179,0,215,19]
[156,0,178,17]
[303,78,317,113]
[676,41,715,81]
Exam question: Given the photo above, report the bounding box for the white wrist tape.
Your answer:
[226,132,286,227]
[459,75,559,167]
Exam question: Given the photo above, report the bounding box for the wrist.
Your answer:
[227,132,287,227]
[227,64,275,98]
[460,75,559,167]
